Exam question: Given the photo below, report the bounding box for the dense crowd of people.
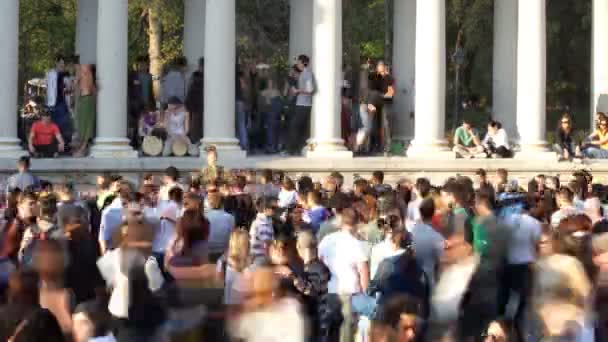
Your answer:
[2,148,608,341]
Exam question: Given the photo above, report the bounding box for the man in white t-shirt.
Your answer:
[550,187,580,228]
[406,178,431,230]
[318,208,369,342]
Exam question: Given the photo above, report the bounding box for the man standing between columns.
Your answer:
[286,55,315,156]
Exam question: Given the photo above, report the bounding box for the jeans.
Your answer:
[287,105,311,154]
[50,102,72,145]
[263,98,283,153]
[355,104,372,152]
[236,101,249,151]
[582,146,608,159]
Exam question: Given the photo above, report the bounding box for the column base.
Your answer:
[201,137,247,160]
[306,139,353,158]
[90,138,138,158]
[406,139,452,159]
[0,138,27,159]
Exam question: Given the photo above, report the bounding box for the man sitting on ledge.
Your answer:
[453,118,485,159]
[28,110,65,158]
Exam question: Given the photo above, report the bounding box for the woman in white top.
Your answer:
[162,96,195,156]
[278,178,298,209]
[482,120,512,158]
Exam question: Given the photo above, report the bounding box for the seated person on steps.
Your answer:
[576,113,608,160]
[453,118,485,159]
[482,120,512,158]
[28,110,65,158]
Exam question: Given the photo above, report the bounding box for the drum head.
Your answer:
[142,136,163,156]
[172,137,188,156]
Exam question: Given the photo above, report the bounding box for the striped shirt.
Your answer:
[249,214,274,259]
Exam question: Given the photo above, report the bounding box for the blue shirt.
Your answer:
[99,198,124,250]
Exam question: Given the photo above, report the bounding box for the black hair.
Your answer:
[488,120,502,129]
[298,176,314,192]
[168,187,184,203]
[12,308,64,342]
[256,196,277,213]
[297,54,310,66]
[165,166,180,181]
[415,178,431,198]
[372,171,385,184]
[419,198,435,221]
[17,156,30,168]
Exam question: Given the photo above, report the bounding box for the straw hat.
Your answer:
[142,135,163,156]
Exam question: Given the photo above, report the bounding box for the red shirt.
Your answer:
[31,121,59,146]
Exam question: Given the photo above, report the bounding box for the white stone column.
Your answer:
[492,0,518,139]
[202,0,245,159]
[516,0,549,155]
[90,0,136,158]
[289,0,313,60]
[407,0,449,157]
[592,0,608,129]
[0,0,26,158]
[76,0,98,65]
[184,0,205,76]
[391,0,416,144]
[307,0,351,158]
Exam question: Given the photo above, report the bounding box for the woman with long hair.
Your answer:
[554,113,575,161]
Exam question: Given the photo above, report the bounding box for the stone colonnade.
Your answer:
[1,0,608,158]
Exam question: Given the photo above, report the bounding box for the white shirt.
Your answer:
[432,255,479,322]
[482,128,510,149]
[505,213,541,265]
[278,190,297,208]
[206,208,235,255]
[550,205,581,228]
[231,297,305,342]
[406,198,422,230]
[318,230,368,295]
[370,240,405,279]
[97,249,164,318]
[152,201,180,253]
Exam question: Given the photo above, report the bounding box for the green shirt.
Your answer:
[454,126,475,147]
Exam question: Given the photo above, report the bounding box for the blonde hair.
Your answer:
[533,254,591,309]
[227,230,250,272]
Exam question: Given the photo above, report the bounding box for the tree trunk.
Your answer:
[148,7,162,103]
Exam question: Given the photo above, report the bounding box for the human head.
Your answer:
[372,171,385,185]
[414,178,431,199]
[207,191,223,210]
[17,156,30,173]
[441,180,465,208]
[269,235,292,266]
[487,120,502,135]
[256,196,277,217]
[282,178,296,192]
[462,118,472,130]
[260,169,273,184]
[557,186,574,208]
[559,113,572,131]
[205,145,218,165]
[296,54,310,71]
[474,187,496,216]
[378,295,424,342]
[484,320,510,342]
[37,193,57,221]
[55,55,66,71]
[227,229,250,272]
[496,168,508,184]
[599,115,608,132]
[176,210,209,254]
[376,60,386,74]
[167,96,182,111]
[307,190,323,207]
[296,230,317,260]
[163,166,180,184]
[17,191,37,222]
[353,178,369,197]
[419,198,435,223]
[33,239,66,282]
[341,207,359,231]
[72,301,112,342]
[546,176,560,191]
[329,171,344,190]
[167,187,183,206]
[40,110,52,123]
[555,214,592,258]
[475,168,487,185]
